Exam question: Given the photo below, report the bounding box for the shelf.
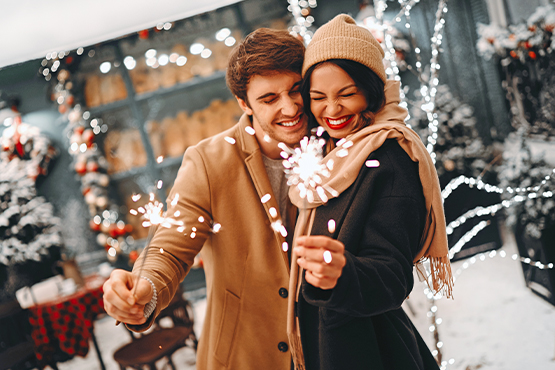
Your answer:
[108,155,184,183]
[87,71,227,115]
[135,70,226,102]
[88,98,131,115]
[109,165,149,182]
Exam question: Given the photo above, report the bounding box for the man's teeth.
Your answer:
[280,117,300,127]
[328,117,349,126]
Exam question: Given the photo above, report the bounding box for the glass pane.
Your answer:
[144,96,242,160]
[90,106,148,175]
[119,7,242,96]
[76,44,128,108]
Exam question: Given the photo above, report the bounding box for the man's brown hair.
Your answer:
[226,28,305,105]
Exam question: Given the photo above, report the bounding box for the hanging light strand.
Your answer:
[287,0,317,44]
[420,0,449,163]
[442,170,555,200]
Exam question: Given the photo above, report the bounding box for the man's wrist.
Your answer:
[140,276,157,318]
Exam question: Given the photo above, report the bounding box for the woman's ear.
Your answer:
[236,96,253,116]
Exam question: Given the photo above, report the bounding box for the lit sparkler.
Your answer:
[279,134,335,204]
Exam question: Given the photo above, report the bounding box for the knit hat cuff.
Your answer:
[302,36,387,83]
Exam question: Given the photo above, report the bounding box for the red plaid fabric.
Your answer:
[27,282,105,368]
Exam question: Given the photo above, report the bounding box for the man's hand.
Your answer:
[294,235,346,290]
[102,269,153,325]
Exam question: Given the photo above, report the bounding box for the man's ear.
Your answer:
[236,96,253,116]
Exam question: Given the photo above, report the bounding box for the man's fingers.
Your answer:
[103,269,152,324]
[134,278,154,305]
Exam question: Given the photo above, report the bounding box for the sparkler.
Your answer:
[115,189,184,326]
[279,132,336,204]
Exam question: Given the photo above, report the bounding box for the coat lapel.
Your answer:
[237,114,291,274]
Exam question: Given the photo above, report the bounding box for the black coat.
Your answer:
[298,139,440,370]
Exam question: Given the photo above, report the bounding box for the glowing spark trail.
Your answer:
[279,135,335,204]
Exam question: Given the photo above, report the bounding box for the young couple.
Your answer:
[103,14,452,370]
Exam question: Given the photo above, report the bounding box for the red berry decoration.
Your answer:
[109,224,119,238]
[529,51,537,59]
[138,29,149,39]
[82,129,94,144]
[129,250,139,262]
[75,161,87,175]
[89,219,101,231]
[86,161,99,172]
[74,126,85,135]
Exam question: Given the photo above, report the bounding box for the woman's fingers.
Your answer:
[294,236,346,289]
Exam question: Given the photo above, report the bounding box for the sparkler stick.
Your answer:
[131,224,158,296]
[115,191,183,326]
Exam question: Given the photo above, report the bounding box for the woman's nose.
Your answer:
[325,100,342,116]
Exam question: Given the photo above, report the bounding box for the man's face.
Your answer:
[237,72,307,158]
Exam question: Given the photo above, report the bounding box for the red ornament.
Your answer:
[108,224,119,238]
[89,219,101,231]
[86,161,99,172]
[529,25,537,32]
[529,51,537,59]
[124,224,134,233]
[82,129,95,144]
[524,41,531,49]
[129,250,139,262]
[546,24,555,33]
[74,126,85,135]
[66,95,74,106]
[138,29,149,39]
[75,161,87,175]
[58,104,68,114]
[116,223,127,236]
[510,50,518,58]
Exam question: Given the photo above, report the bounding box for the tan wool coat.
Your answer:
[131,114,295,369]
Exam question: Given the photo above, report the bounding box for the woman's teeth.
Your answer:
[327,116,349,126]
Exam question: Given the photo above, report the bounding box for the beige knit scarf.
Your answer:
[286,81,453,370]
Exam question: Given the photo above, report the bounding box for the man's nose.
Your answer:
[280,95,298,116]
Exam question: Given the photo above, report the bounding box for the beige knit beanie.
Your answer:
[302,14,386,83]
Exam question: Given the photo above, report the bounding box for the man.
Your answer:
[103,28,346,369]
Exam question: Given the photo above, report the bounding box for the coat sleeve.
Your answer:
[128,145,213,331]
[302,140,426,317]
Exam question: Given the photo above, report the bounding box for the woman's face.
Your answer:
[309,63,368,139]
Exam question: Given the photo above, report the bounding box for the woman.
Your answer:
[286,14,453,370]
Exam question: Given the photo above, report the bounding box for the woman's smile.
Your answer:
[324,115,355,130]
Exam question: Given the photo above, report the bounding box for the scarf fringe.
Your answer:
[288,319,306,370]
[425,255,454,299]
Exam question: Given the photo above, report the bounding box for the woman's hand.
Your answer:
[294,235,346,290]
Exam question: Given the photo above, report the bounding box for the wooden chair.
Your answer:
[113,287,198,370]
[0,299,42,370]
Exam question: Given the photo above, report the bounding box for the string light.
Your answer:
[421,0,449,162]
[287,0,317,44]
